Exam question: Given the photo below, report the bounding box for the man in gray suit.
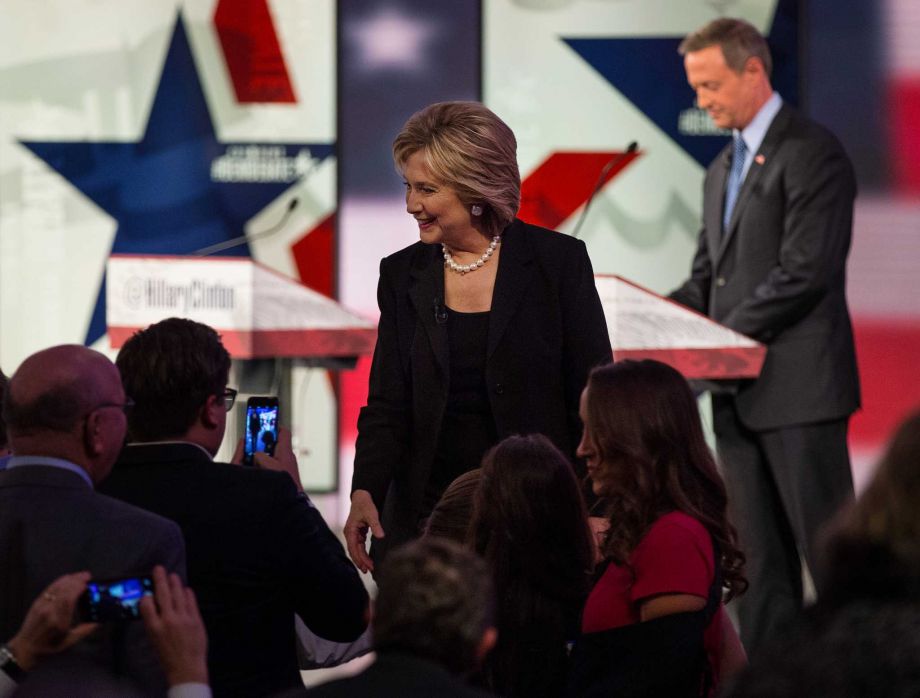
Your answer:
[0,345,186,693]
[670,18,860,654]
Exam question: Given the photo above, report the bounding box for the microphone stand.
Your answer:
[571,142,638,239]
[192,198,300,257]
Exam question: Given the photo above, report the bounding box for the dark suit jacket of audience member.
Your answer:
[99,442,369,698]
[298,653,494,698]
[0,464,186,694]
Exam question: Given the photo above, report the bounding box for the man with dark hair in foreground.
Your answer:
[303,537,496,697]
[99,318,368,697]
[0,345,185,694]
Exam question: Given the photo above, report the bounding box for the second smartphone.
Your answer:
[244,396,279,466]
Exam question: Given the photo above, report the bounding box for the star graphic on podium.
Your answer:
[20,14,333,344]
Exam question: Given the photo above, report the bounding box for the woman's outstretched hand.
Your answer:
[344,490,385,573]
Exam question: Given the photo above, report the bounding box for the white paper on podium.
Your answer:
[107,255,376,359]
[596,275,766,380]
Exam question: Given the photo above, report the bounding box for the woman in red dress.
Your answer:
[572,360,748,696]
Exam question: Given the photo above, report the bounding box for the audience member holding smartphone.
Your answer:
[1,567,210,698]
[0,572,97,694]
[0,345,187,695]
[100,318,368,698]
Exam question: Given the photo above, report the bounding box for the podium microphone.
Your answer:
[192,197,300,257]
[571,142,638,239]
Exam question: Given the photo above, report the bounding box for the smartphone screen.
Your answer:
[244,396,280,466]
[78,575,154,622]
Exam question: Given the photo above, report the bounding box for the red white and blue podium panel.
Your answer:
[107,254,376,360]
[597,274,766,380]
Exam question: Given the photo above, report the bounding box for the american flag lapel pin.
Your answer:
[754,154,766,165]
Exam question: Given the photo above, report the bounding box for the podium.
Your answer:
[596,275,765,380]
[106,255,376,362]
[106,254,377,492]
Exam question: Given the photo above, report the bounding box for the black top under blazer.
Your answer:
[670,104,860,430]
[352,218,612,562]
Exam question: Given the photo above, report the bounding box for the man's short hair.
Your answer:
[116,318,230,441]
[679,17,773,78]
[373,537,494,675]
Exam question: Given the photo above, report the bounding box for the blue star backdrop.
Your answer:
[564,0,799,168]
[21,14,333,344]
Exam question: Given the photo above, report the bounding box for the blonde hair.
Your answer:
[393,101,521,235]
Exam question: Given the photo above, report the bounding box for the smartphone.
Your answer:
[244,396,280,466]
[77,575,154,622]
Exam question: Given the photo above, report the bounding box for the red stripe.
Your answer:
[850,317,920,449]
[613,346,765,379]
[291,213,335,298]
[213,0,296,103]
[888,78,920,195]
[519,151,641,229]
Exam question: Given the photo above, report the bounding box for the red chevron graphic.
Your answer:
[291,212,335,299]
[519,150,641,230]
[214,0,296,103]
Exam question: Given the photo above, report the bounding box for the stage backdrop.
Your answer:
[0,0,340,490]
[2,1,918,516]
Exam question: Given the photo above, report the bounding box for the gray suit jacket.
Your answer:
[0,464,186,694]
[671,104,860,430]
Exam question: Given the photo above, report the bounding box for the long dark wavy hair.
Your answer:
[469,434,594,697]
[584,360,747,599]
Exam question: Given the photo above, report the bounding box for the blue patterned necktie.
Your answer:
[723,134,747,232]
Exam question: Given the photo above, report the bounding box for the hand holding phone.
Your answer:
[8,572,97,671]
[139,565,209,686]
[251,426,304,492]
[244,396,280,466]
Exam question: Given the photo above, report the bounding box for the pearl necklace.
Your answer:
[442,235,501,274]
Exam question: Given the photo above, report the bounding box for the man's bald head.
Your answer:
[4,346,118,434]
[2,345,127,479]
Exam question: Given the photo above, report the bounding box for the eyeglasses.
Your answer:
[92,398,135,415]
[221,388,238,412]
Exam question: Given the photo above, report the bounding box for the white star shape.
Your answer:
[346,8,438,73]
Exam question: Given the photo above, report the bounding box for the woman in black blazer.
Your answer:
[344,101,611,572]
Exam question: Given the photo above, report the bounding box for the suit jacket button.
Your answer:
[494,383,504,394]
[716,277,727,287]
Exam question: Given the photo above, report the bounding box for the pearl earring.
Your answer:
[471,204,483,216]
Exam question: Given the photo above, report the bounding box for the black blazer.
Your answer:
[671,105,860,430]
[352,219,611,561]
[99,443,369,698]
